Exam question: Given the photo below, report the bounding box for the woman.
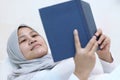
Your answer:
[7,25,115,80]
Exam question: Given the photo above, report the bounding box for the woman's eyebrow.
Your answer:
[18,35,25,40]
[30,31,38,34]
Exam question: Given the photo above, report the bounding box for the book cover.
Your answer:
[39,0,97,62]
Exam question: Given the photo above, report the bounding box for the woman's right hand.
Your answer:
[73,29,98,80]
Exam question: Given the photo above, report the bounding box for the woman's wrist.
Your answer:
[74,71,89,80]
[101,52,113,63]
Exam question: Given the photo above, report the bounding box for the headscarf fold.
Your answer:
[7,26,56,80]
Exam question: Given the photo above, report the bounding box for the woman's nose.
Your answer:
[28,38,37,45]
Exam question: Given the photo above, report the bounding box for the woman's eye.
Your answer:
[32,34,39,37]
[20,39,26,43]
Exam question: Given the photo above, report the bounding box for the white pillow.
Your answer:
[0,57,17,80]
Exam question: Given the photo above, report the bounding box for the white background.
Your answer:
[0,0,120,65]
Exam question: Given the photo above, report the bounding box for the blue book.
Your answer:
[39,0,97,62]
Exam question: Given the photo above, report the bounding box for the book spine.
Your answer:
[74,0,91,40]
[81,1,97,38]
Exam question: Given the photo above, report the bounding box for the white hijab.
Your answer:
[7,26,56,80]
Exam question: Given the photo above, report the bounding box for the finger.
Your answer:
[91,41,98,53]
[97,34,106,45]
[73,29,81,53]
[100,36,110,49]
[95,28,102,37]
[91,43,98,55]
[86,36,97,51]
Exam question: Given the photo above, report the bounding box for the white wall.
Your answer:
[0,0,120,65]
[0,0,70,62]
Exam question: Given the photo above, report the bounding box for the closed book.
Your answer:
[39,0,97,62]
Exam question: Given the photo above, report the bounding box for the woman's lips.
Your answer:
[31,44,41,50]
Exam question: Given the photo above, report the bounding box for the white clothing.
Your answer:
[31,54,115,80]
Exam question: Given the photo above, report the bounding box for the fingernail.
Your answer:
[100,45,103,49]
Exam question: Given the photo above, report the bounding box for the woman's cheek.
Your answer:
[20,43,30,54]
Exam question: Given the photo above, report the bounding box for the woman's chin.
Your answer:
[36,51,48,57]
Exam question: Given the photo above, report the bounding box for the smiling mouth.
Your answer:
[31,44,41,51]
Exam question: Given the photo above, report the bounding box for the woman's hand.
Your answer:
[73,29,98,80]
[95,29,113,63]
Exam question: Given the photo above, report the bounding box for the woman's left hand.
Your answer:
[95,29,113,63]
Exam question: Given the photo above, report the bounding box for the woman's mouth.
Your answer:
[31,44,41,51]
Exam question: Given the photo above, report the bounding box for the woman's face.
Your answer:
[18,27,48,60]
